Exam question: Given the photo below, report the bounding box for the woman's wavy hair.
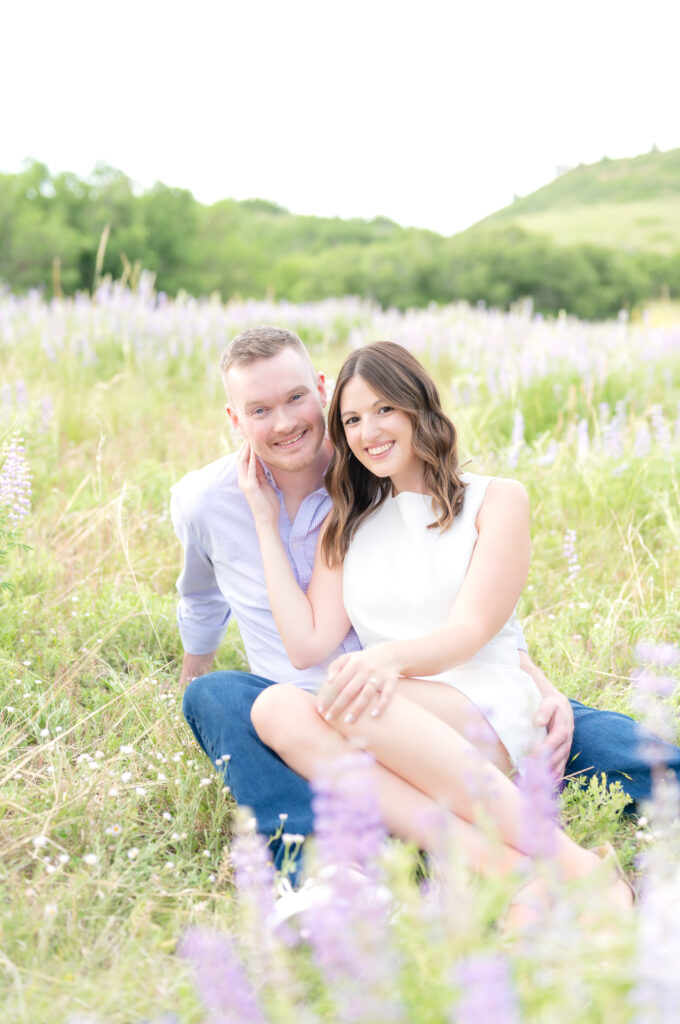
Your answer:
[322,341,466,566]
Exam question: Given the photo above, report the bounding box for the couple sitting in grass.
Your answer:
[173,326,677,925]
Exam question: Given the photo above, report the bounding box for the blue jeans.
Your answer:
[182,671,315,875]
[183,672,680,869]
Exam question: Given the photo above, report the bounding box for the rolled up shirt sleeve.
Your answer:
[170,490,231,655]
[514,616,529,653]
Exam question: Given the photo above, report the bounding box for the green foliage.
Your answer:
[3,154,680,319]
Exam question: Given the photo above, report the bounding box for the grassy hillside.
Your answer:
[468,147,680,252]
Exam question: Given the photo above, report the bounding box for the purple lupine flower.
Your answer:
[631,872,680,1024]
[517,748,560,858]
[602,401,626,458]
[178,927,265,1024]
[650,404,671,452]
[536,440,559,466]
[305,753,402,1022]
[230,811,277,924]
[311,752,385,880]
[631,643,679,765]
[0,434,32,525]
[629,640,680,1024]
[451,952,520,1024]
[563,528,580,583]
[635,423,652,458]
[14,379,28,408]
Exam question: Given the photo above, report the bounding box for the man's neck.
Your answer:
[269,439,333,521]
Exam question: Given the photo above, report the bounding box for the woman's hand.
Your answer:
[237,442,280,529]
[318,645,401,724]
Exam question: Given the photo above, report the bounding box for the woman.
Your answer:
[238,341,632,920]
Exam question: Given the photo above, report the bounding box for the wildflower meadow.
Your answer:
[1,280,679,1022]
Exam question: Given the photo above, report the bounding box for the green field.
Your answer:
[1,286,679,1022]
[474,197,680,253]
[470,147,680,252]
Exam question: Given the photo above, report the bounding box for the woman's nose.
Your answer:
[360,415,381,443]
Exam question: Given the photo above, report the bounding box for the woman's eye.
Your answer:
[344,416,358,426]
[379,406,393,414]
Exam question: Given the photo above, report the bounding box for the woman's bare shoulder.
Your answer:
[478,477,529,523]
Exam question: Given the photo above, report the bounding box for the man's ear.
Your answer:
[316,371,327,408]
[226,403,242,435]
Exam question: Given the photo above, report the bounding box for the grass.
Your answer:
[0,285,679,1021]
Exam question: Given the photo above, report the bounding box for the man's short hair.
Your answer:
[220,326,310,378]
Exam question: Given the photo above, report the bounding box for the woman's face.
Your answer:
[338,374,426,493]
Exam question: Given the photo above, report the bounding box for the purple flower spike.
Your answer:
[230,813,276,924]
[517,748,559,859]
[178,927,265,1024]
[306,753,402,1022]
[0,434,32,525]
[452,952,520,1024]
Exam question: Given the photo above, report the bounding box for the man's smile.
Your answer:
[274,430,307,447]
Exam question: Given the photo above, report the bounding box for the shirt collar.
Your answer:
[258,458,328,500]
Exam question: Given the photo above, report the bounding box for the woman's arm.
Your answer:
[394,478,530,675]
[238,444,351,668]
[320,479,530,719]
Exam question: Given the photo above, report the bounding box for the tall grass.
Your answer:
[0,282,679,1021]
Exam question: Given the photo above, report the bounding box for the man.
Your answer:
[173,325,680,873]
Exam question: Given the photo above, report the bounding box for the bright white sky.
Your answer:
[3,0,679,235]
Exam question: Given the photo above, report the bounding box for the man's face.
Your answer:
[226,347,327,473]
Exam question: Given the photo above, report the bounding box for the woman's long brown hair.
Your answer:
[321,341,466,566]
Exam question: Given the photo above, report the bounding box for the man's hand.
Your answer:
[519,650,574,779]
[180,651,217,687]
[237,442,280,529]
[532,694,574,779]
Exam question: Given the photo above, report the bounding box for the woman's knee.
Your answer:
[251,683,309,749]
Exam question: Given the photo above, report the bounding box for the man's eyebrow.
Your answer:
[244,385,310,409]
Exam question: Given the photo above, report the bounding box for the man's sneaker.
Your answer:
[272,864,393,934]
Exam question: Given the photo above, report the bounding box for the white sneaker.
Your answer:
[272,865,392,931]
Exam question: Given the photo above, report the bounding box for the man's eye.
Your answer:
[251,408,266,416]
[290,393,304,402]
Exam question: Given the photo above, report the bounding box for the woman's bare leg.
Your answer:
[392,677,513,774]
[252,684,526,878]
[317,684,604,883]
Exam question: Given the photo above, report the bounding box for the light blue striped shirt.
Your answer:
[170,453,361,691]
[170,455,528,691]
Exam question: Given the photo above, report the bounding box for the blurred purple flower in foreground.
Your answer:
[230,811,277,924]
[307,752,402,1022]
[563,528,580,583]
[630,642,680,1024]
[452,952,520,1024]
[631,642,679,756]
[517,747,560,858]
[0,434,32,525]
[178,927,265,1024]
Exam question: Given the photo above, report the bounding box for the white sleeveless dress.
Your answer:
[342,473,546,767]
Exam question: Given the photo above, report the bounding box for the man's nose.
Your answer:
[273,405,296,433]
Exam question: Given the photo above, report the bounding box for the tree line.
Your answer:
[2,159,679,319]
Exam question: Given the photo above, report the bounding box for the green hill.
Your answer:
[467,147,680,252]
